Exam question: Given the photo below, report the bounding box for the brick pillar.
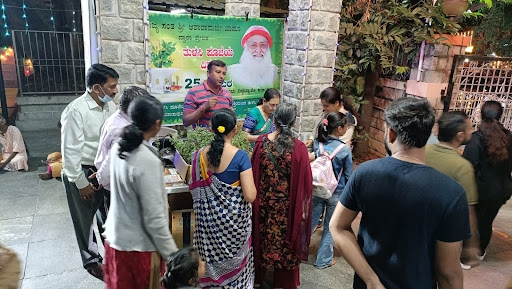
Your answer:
[96,0,147,93]
[407,35,471,126]
[225,0,260,17]
[284,0,342,137]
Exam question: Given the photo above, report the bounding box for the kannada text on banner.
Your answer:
[148,12,284,124]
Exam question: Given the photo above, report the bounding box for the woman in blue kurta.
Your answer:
[243,88,280,143]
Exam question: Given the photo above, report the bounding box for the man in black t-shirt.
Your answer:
[330,97,470,289]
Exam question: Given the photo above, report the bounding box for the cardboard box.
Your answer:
[171,209,195,249]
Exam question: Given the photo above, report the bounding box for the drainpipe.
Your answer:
[416,0,437,82]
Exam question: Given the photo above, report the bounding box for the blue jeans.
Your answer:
[311,191,341,268]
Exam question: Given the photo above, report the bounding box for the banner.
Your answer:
[148,12,284,124]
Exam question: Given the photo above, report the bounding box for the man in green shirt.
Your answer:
[425,111,480,269]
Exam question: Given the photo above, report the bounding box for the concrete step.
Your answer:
[16,95,78,106]
[15,94,78,131]
[19,103,68,113]
[18,111,64,121]
[16,119,60,132]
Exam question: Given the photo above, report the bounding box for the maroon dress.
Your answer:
[251,135,313,289]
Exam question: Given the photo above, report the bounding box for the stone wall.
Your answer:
[225,0,260,17]
[96,0,146,94]
[284,0,342,137]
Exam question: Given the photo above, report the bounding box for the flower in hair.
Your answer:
[217,126,225,133]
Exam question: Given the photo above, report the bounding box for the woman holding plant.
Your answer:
[189,108,256,288]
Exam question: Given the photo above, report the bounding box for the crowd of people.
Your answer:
[2,58,512,289]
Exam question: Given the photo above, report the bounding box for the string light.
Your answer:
[21,0,28,31]
[71,3,76,32]
[49,0,55,32]
[1,0,8,36]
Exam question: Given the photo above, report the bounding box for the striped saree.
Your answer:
[189,149,254,288]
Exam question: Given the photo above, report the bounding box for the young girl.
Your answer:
[162,247,205,289]
[311,111,353,269]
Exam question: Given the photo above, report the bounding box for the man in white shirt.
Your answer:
[60,63,118,281]
[94,86,150,208]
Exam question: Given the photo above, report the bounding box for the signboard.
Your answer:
[148,11,284,124]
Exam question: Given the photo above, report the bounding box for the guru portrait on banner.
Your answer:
[228,26,279,88]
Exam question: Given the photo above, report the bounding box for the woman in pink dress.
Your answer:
[0,114,28,171]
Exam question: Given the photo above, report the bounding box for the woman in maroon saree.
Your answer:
[251,103,313,289]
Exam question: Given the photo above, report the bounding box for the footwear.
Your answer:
[38,173,53,180]
[87,264,104,281]
[315,259,336,269]
[477,251,486,261]
[460,262,472,270]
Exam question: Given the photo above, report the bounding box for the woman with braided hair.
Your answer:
[189,108,256,288]
[103,96,178,289]
[251,103,313,289]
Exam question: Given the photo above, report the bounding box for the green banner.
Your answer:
[148,12,284,124]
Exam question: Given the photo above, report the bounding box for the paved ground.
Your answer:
[1,128,512,288]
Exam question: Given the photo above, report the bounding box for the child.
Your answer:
[311,111,353,269]
[162,247,205,289]
[38,152,62,181]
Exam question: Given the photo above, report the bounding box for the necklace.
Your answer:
[392,154,425,164]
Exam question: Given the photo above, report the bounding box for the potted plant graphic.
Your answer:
[150,40,180,94]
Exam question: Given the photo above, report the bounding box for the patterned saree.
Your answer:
[189,149,254,289]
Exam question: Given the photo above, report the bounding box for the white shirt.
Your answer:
[61,92,116,189]
[94,110,131,191]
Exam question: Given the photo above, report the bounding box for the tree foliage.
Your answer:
[334,0,461,156]
[472,0,512,56]
[335,0,460,106]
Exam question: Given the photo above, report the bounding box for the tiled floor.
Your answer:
[2,128,512,288]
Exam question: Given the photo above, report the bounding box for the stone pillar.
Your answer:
[96,0,147,93]
[225,0,260,17]
[284,0,342,137]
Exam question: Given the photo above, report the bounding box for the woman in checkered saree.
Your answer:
[189,109,257,288]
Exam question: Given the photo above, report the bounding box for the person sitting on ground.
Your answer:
[0,114,28,172]
[38,152,63,180]
[162,247,205,289]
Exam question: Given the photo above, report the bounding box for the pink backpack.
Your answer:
[311,142,345,199]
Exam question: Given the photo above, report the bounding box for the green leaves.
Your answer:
[170,127,252,162]
[151,40,177,68]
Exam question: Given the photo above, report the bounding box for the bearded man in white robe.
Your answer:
[228,25,279,88]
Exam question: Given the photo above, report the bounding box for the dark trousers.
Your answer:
[477,199,506,253]
[63,167,107,270]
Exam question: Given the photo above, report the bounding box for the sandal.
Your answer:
[87,264,104,281]
[315,259,336,269]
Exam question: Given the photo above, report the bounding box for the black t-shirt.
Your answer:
[340,157,471,289]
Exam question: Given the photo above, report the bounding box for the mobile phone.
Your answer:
[88,167,100,188]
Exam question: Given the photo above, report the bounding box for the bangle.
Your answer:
[200,105,207,113]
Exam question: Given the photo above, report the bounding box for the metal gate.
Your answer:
[444,55,512,130]
[11,30,85,95]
